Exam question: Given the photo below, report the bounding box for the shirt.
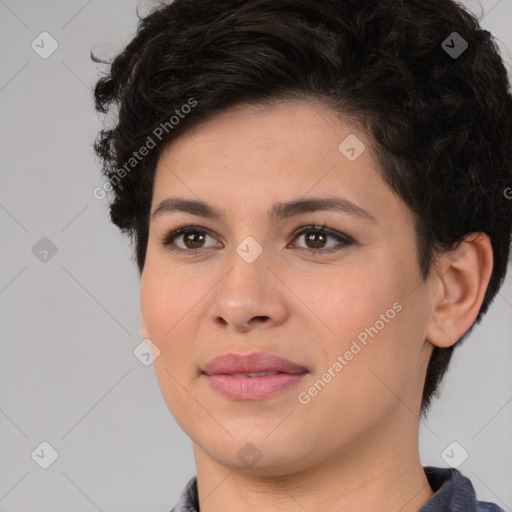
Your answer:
[169,466,506,511]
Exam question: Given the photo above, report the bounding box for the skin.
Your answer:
[139,99,493,512]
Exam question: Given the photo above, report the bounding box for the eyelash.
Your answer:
[160,222,353,255]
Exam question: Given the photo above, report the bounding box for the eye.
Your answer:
[161,225,220,253]
[289,224,353,253]
[161,223,353,255]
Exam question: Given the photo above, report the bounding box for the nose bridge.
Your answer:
[210,236,289,330]
[216,236,270,302]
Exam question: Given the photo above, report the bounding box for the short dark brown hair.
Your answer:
[92,0,512,416]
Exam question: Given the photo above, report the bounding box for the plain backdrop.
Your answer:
[1,0,511,511]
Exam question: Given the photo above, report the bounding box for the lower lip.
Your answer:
[203,372,307,400]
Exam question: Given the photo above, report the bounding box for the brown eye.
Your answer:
[303,230,328,249]
[291,225,352,253]
[161,224,352,255]
[181,231,207,249]
[162,226,220,252]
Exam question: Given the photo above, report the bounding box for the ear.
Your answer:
[425,232,493,348]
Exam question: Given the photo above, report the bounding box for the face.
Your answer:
[140,99,435,474]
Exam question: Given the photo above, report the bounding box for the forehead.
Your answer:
[151,99,407,226]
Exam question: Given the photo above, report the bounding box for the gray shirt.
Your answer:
[169,466,506,511]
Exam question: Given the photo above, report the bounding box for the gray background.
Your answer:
[1,0,511,511]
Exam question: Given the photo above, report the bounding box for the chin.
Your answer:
[196,430,315,473]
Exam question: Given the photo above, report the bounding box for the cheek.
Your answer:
[290,260,401,337]
[140,259,201,340]
[140,269,191,389]
[140,269,201,424]
[295,264,415,392]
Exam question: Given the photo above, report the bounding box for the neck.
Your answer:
[193,410,434,512]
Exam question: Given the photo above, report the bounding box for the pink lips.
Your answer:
[202,352,308,400]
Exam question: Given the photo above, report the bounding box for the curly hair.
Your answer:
[91,0,512,416]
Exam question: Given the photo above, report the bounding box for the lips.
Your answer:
[202,352,308,376]
[202,352,308,400]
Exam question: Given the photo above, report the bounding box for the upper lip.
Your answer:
[202,352,308,375]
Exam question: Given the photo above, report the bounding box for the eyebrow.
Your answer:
[152,196,377,223]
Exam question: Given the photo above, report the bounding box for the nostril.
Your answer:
[252,316,269,323]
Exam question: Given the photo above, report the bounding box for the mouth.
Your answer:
[202,351,308,375]
[201,352,309,400]
[224,371,286,378]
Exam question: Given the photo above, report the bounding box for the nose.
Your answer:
[208,251,289,333]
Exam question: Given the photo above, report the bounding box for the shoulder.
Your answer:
[421,466,506,512]
[168,475,198,512]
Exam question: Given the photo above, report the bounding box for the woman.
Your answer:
[92,0,512,510]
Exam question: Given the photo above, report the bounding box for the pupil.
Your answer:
[186,232,204,248]
[307,232,326,248]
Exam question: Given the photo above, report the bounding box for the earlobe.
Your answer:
[425,232,493,349]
